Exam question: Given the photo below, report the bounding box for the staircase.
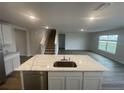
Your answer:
[44,29,56,54]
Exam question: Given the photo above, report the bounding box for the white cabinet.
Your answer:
[83,72,103,90]
[66,76,82,90]
[2,24,13,44]
[48,76,65,90]
[4,58,13,75]
[4,53,20,76]
[48,72,83,90]
[83,77,101,90]
[48,72,103,90]
[13,53,20,69]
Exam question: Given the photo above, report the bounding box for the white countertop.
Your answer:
[15,55,109,72]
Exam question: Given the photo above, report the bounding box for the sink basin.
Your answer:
[53,61,77,67]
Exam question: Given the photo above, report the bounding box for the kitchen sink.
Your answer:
[53,61,77,67]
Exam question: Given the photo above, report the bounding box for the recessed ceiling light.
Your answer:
[80,29,84,31]
[89,17,95,20]
[30,15,35,19]
[45,26,49,29]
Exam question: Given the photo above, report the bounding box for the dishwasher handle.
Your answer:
[31,74,43,77]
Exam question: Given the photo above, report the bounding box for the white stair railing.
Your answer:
[40,30,50,54]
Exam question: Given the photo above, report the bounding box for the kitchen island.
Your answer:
[16,55,109,90]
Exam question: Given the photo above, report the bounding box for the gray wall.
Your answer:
[65,32,91,50]
[91,28,124,64]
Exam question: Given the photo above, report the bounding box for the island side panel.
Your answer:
[20,71,24,90]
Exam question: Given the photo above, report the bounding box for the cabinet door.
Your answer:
[4,59,13,76]
[83,72,102,90]
[4,60,9,76]
[48,76,65,90]
[2,24,13,44]
[66,76,82,90]
[13,55,20,69]
[83,77,101,90]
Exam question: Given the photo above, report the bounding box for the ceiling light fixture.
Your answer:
[45,26,49,29]
[29,15,35,19]
[80,29,84,31]
[89,17,95,20]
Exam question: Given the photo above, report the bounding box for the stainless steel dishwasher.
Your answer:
[23,71,48,90]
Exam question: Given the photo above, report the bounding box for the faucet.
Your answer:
[61,56,70,61]
[63,56,66,60]
[61,56,67,61]
[69,57,70,61]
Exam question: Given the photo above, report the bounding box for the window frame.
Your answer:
[98,35,118,54]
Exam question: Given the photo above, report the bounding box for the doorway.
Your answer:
[15,29,27,56]
[59,34,65,50]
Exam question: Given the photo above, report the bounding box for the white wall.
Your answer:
[11,27,17,52]
[29,29,49,56]
[29,30,43,55]
[91,28,124,64]
[65,32,91,50]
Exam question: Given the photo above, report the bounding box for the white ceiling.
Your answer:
[0,2,124,32]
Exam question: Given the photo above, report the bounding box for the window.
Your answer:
[98,35,118,54]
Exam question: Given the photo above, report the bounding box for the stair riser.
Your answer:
[45,48,55,50]
[45,50,54,52]
[47,43,55,45]
[46,47,55,49]
[44,30,56,54]
[46,45,55,48]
